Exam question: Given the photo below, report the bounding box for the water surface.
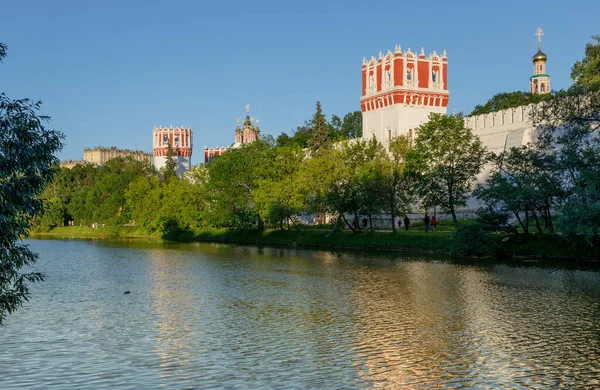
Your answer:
[1,239,599,388]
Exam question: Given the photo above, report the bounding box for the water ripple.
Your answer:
[0,240,599,389]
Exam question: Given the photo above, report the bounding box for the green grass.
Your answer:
[169,227,454,253]
[32,225,599,261]
[30,225,160,238]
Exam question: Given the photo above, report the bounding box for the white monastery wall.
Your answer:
[459,104,538,214]
[463,104,536,155]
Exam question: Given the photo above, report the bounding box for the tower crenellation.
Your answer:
[152,125,193,176]
[361,45,449,143]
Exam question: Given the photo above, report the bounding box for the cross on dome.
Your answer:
[245,104,251,114]
[536,27,544,49]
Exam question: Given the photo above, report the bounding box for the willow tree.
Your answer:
[1,43,63,324]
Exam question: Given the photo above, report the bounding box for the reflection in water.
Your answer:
[147,249,199,386]
[350,261,600,388]
[0,239,599,389]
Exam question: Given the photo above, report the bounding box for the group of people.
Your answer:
[397,214,437,232]
[333,214,439,232]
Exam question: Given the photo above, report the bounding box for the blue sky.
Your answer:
[2,0,599,165]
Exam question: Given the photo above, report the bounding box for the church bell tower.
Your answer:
[530,27,551,94]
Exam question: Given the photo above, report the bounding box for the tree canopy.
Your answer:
[571,34,600,88]
[473,34,600,246]
[470,91,552,116]
[276,104,362,148]
[408,113,489,227]
[1,43,64,324]
[307,101,330,154]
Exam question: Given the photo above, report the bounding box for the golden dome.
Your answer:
[532,50,547,61]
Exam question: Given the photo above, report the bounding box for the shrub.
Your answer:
[452,222,497,257]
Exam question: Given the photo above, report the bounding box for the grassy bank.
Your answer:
[31,225,600,261]
[31,225,160,238]
[180,227,453,253]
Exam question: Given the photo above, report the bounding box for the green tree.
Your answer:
[254,146,306,229]
[275,132,291,147]
[380,136,414,233]
[276,121,313,148]
[571,35,600,88]
[299,146,338,221]
[340,111,363,139]
[530,34,600,245]
[1,43,63,324]
[327,114,343,140]
[474,146,563,234]
[353,138,387,230]
[124,175,162,231]
[161,141,177,181]
[36,198,67,231]
[306,139,384,233]
[408,113,489,227]
[471,91,552,115]
[205,141,272,229]
[307,101,330,154]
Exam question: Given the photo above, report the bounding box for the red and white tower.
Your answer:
[530,27,550,94]
[360,46,449,143]
[152,125,193,175]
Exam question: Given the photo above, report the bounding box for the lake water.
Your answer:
[1,238,599,389]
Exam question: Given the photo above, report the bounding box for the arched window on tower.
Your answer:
[407,68,413,86]
[432,70,438,88]
[541,84,545,93]
[386,68,392,89]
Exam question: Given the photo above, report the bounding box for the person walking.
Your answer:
[431,216,437,232]
[423,214,430,233]
[403,215,410,231]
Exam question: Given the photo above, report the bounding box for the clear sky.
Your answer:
[2,0,599,165]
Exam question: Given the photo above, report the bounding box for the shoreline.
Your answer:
[30,226,600,263]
